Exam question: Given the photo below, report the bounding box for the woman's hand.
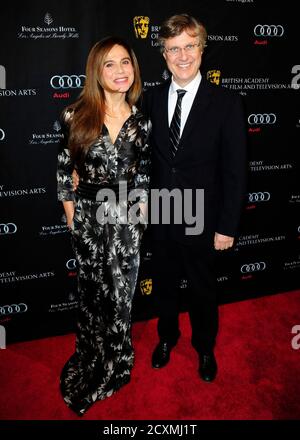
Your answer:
[72,169,80,191]
[139,202,148,224]
[63,201,75,229]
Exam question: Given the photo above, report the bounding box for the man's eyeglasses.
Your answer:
[164,43,201,56]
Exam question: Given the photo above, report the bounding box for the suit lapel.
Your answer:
[175,79,212,159]
[154,81,171,159]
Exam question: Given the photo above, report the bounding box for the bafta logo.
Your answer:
[133,16,150,39]
[207,70,221,86]
[140,278,152,295]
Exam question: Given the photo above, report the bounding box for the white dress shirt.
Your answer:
[168,71,201,136]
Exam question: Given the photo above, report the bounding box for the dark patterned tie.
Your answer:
[169,89,187,157]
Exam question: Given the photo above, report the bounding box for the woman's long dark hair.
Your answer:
[64,36,142,168]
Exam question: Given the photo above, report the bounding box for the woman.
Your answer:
[57,36,151,415]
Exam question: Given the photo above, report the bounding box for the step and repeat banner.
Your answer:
[1,1,299,342]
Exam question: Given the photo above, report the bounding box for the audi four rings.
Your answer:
[254,25,284,37]
[50,75,86,89]
[248,113,276,125]
[241,262,266,273]
[0,303,28,315]
[248,192,271,202]
[0,223,17,234]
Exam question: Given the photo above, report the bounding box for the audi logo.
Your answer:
[0,303,28,315]
[248,113,276,125]
[66,259,77,270]
[248,192,271,202]
[254,25,284,37]
[50,75,86,89]
[241,262,266,273]
[298,226,300,233]
[0,128,5,141]
[0,223,17,235]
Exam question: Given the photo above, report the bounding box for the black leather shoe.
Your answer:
[152,341,175,368]
[199,352,217,382]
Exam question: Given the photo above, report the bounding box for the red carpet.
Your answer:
[1,290,300,420]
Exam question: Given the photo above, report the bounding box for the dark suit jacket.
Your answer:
[143,77,247,244]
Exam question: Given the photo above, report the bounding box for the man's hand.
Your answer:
[214,232,234,250]
[72,169,79,191]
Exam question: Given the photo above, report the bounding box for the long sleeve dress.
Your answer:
[57,105,151,415]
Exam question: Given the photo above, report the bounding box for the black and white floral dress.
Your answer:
[57,106,151,415]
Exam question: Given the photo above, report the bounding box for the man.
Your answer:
[144,14,247,381]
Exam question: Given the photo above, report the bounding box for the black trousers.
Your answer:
[152,239,218,354]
